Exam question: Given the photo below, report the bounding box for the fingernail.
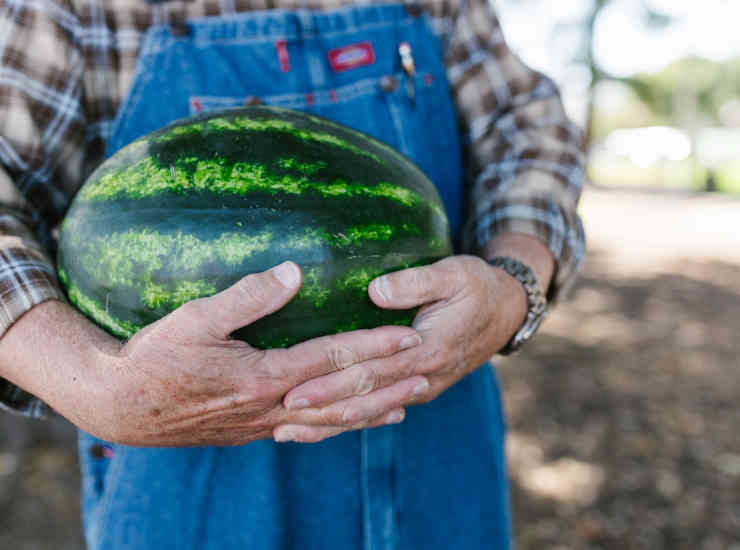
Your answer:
[386,410,405,424]
[273,261,300,288]
[373,276,391,301]
[285,397,310,410]
[412,379,429,396]
[399,334,422,350]
[274,429,296,442]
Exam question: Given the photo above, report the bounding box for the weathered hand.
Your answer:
[76,261,427,447]
[277,255,529,442]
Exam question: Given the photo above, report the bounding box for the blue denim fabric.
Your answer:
[80,5,511,549]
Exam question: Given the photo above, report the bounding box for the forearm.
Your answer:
[0,299,121,425]
[445,0,585,299]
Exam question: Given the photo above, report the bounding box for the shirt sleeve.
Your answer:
[443,0,586,300]
[0,0,86,417]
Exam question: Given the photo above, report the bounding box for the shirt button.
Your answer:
[379,75,398,93]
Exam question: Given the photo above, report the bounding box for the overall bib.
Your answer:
[78,5,511,549]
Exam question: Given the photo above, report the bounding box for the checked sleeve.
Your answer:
[0,0,86,416]
[443,0,586,300]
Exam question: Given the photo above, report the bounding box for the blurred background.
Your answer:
[1,0,739,548]
[494,0,740,548]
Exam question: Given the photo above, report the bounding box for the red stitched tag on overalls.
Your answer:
[328,42,375,72]
[275,40,290,72]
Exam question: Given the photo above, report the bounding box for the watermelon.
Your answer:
[57,106,452,348]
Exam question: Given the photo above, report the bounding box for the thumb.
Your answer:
[197,261,301,339]
[369,262,454,309]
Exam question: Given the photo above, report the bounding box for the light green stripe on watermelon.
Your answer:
[141,279,219,310]
[66,284,141,339]
[275,157,327,175]
[150,116,382,164]
[72,223,425,312]
[336,267,380,294]
[78,158,425,210]
[296,267,331,308]
[74,222,423,293]
[76,229,273,289]
[318,223,420,247]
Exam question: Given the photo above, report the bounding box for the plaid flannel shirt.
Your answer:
[0,0,585,417]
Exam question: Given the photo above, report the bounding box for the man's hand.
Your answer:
[1,262,427,447]
[277,249,546,442]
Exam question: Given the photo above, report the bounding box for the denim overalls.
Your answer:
[78,5,511,549]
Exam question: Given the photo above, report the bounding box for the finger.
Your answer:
[192,261,302,339]
[369,261,457,310]
[283,347,422,410]
[274,408,405,444]
[266,326,422,385]
[284,375,428,427]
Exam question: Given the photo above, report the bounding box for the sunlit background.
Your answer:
[493,1,740,548]
[1,2,739,549]
[495,0,740,192]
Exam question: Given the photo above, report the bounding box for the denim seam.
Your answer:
[186,18,416,46]
[361,429,374,550]
[106,30,165,156]
[90,444,129,548]
[189,72,436,110]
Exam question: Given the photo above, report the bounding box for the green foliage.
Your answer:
[624,56,738,123]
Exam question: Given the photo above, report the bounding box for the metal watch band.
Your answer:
[486,256,548,355]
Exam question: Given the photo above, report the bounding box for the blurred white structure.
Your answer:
[593,126,691,168]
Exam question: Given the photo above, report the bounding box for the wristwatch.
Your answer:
[486,256,548,355]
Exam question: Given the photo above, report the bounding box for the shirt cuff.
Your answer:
[0,246,66,417]
[464,194,586,303]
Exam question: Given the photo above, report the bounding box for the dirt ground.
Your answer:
[498,187,740,549]
[1,186,738,549]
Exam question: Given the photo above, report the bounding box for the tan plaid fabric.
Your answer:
[0,0,585,416]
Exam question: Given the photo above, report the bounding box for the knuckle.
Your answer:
[354,367,379,396]
[236,274,272,307]
[314,404,342,426]
[408,267,440,301]
[418,388,441,405]
[338,402,359,425]
[326,342,359,371]
[394,357,417,379]
[406,268,426,292]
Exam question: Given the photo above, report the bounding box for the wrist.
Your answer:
[487,262,528,333]
[485,255,548,355]
[483,233,555,297]
[0,299,122,425]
